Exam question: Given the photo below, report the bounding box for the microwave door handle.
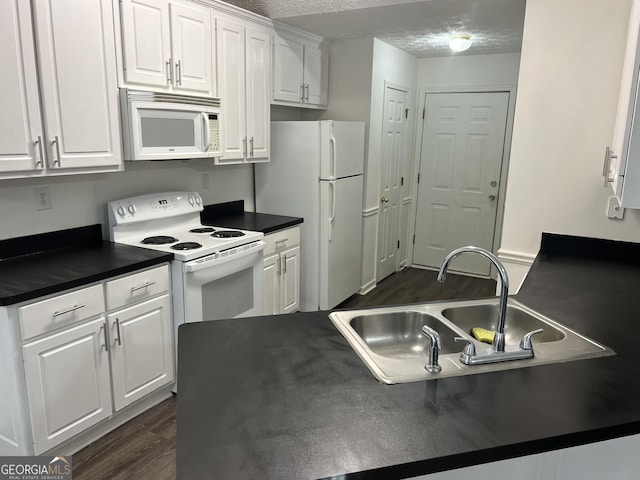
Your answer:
[202,113,210,152]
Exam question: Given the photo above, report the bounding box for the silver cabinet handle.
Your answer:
[282,254,287,274]
[250,137,254,157]
[300,84,305,101]
[277,256,282,276]
[34,136,44,167]
[603,146,617,187]
[166,58,173,84]
[130,281,155,292]
[243,137,247,158]
[100,322,109,352]
[275,238,288,245]
[52,136,61,165]
[176,60,182,86]
[115,318,122,346]
[53,303,86,317]
[305,84,309,101]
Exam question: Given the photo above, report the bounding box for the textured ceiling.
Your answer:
[222,0,526,57]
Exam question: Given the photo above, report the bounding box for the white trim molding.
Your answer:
[362,206,379,217]
[497,248,537,294]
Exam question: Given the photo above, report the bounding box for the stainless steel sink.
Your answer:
[329,298,615,384]
[441,303,565,344]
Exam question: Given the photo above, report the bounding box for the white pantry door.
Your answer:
[377,84,408,282]
[413,92,509,276]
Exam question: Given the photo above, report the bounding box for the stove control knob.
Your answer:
[195,195,201,205]
[117,206,126,217]
[188,196,195,206]
[127,204,137,215]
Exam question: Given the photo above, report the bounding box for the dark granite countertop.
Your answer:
[0,225,173,306]
[201,200,303,234]
[176,233,640,479]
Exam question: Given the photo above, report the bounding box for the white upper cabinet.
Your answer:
[215,15,270,164]
[273,26,328,109]
[606,0,640,209]
[0,0,122,179]
[0,0,44,175]
[120,0,215,96]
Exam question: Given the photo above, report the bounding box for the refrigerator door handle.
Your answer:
[329,180,336,241]
[329,134,337,180]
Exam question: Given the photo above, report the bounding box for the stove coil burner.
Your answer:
[171,242,202,250]
[141,236,179,245]
[190,227,216,234]
[211,230,245,238]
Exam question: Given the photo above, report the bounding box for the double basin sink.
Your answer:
[329,298,614,384]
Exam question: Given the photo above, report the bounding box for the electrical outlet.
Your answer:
[34,187,52,211]
[202,173,210,190]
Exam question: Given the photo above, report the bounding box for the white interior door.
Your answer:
[377,85,408,282]
[413,92,509,276]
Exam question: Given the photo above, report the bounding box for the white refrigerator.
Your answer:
[255,120,365,311]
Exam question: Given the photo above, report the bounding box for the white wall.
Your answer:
[417,53,521,88]
[499,0,640,290]
[0,161,254,240]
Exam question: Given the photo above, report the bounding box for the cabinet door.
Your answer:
[108,294,174,411]
[280,246,300,314]
[216,17,247,162]
[120,0,172,89]
[34,0,122,170]
[245,27,271,161]
[273,34,304,103]
[170,2,214,95]
[23,317,112,454]
[263,253,280,315]
[0,0,45,176]
[304,45,328,107]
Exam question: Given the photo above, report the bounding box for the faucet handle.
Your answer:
[519,329,544,351]
[455,336,476,362]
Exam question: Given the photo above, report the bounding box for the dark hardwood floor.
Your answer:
[72,267,495,479]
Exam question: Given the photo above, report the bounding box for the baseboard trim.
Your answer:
[359,279,376,295]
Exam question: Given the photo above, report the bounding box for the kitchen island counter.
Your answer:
[176,233,640,479]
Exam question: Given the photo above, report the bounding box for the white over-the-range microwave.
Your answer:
[120,89,221,161]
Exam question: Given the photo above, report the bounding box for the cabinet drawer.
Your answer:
[19,284,105,341]
[264,227,300,256]
[106,264,170,310]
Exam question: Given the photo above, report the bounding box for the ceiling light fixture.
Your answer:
[449,34,472,52]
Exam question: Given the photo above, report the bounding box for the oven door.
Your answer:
[181,242,264,323]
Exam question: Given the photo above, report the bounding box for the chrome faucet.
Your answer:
[421,325,442,373]
[438,246,509,353]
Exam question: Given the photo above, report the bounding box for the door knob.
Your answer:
[381,196,389,203]
[489,195,496,201]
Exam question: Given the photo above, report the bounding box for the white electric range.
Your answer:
[108,192,265,386]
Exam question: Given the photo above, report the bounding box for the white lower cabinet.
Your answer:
[22,317,112,454]
[108,294,174,411]
[0,263,174,455]
[263,227,300,315]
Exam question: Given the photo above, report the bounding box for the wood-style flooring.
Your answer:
[71,267,496,479]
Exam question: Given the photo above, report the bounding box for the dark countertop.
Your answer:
[201,200,303,234]
[0,225,173,306]
[176,233,640,479]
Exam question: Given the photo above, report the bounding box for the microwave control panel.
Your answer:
[208,114,221,153]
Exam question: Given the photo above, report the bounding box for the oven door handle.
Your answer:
[183,241,265,273]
